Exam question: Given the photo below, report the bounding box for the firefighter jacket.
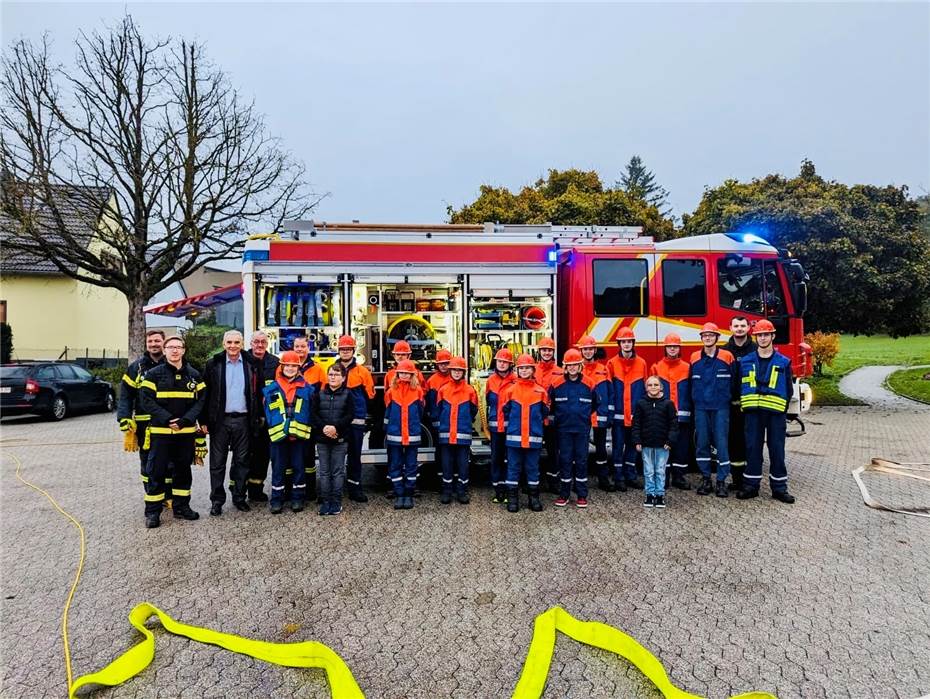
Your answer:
[631,396,680,448]
[502,378,549,450]
[311,384,354,444]
[724,336,757,401]
[689,348,736,411]
[341,358,376,429]
[436,379,478,445]
[117,352,164,424]
[535,360,564,391]
[384,381,425,446]
[582,361,612,428]
[607,353,648,428]
[244,350,280,387]
[384,364,426,396]
[548,374,597,434]
[651,357,693,423]
[739,351,792,414]
[263,371,314,443]
[485,371,515,434]
[201,350,262,432]
[424,370,453,426]
[139,362,206,435]
[299,357,327,391]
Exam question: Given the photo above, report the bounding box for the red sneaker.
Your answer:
[576,497,588,509]
[553,497,569,507]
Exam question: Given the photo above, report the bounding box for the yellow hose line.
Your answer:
[68,603,365,698]
[10,452,86,693]
[512,607,776,699]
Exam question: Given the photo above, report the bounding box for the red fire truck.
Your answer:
[243,221,812,462]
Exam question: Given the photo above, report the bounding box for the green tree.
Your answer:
[0,322,12,363]
[616,155,670,214]
[448,168,677,241]
[682,160,930,336]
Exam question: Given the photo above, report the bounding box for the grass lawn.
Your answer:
[885,366,930,404]
[807,334,930,406]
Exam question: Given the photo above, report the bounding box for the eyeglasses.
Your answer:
[165,345,184,350]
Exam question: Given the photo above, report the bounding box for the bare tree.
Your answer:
[1,16,315,358]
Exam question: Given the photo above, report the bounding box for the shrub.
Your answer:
[805,331,840,376]
[182,324,231,371]
[1,323,13,363]
[90,362,128,398]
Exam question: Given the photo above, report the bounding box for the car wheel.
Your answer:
[49,395,68,421]
[104,391,116,412]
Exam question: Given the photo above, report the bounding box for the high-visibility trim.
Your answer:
[768,367,780,389]
[144,493,165,502]
[195,382,206,392]
[171,488,191,497]
[140,475,149,483]
[122,374,137,387]
[149,426,197,434]
[140,380,157,391]
[247,479,263,485]
[156,391,196,399]
[294,397,303,414]
[68,602,365,699]
[385,434,421,443]
[512,606,775,699]
[134,414,151,421]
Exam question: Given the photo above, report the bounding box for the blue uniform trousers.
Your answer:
[557,431,589,499]
[489,432,507,490]
[440,444,470,494]
[744,411,788,492]
[271,439,306,505]
[505,447,540,488]
[694,408,731,481]
[387,445,418,496]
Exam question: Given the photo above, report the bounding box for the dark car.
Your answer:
[0,362,116,421]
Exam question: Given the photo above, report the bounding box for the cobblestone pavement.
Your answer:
[1,406,929,699]
[839,366,930,411]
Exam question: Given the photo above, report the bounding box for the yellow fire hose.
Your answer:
[9,445,779,699]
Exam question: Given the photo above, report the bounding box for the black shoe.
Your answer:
[248,489,269,502]
[457,489,471,505]
[348,490,369,503]
[626,478,643,490]
[736,488,759,500]
[614,479,627,493]
[403,496,414,509]
[233,500,251,512]
[440,490,453,505]
[643,495,654,508]
[173,506,200,521]
[696,478,713,496]
[492,487,506,504]
[715,480,728,498]
[507,488,520,513]
[528,488,543,512]
[145,514,160,529]
[598,477,616,493]
[654,495,666,509]
[291,500,304,513]
[328,501,343,515]
[270,502,283,514]
[671,473,691,491]
[210,502,222,517]
[394,496,404,510]
[319,502,329,516]
[772,490,796,504]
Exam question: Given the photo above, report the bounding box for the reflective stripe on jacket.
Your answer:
[436,379,478,445]
[138,362,205,433]
[263,377,315,442]
[739,351,792,413]
[485,371,515,433]
[582,361,612,428]
[548,374,596,434]
[607,354,647,427]
[502,378,549,449]
[688,348,735,411]
[117,352,163,423]
[651,357,693,422]
[384,382,425,445]
[342,359,375,427]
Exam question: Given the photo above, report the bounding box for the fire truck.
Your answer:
[242,221,812,464]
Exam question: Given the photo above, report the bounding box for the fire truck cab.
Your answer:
[242,221,811,463]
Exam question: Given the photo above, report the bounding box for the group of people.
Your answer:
[117,315,795,529]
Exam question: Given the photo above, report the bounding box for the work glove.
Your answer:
[123,429,139,453]
[119,417,136,433]
[194,434,207,466]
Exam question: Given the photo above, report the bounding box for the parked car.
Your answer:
[0,362,116,421]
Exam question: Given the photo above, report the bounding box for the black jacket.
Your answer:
[202,350,262,431]
[311,384,354,444]
[117,352,164,422]
[139,361,205,432]
[631,396,679,448]
[724,337,757,401]
[244,349,280,387]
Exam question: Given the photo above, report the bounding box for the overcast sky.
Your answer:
[4,2,929,224]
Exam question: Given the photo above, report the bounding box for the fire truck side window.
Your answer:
[763,261,788,317]
[662,259,706,316]
[592,259,649,317]
[717,257,764,315]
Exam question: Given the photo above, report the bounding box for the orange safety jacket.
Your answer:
[651,357,693,422]
[485,370,515,434]
[501,378,550,449]
[384,381,425,446]
[607,353,648,427]
[582,360,612,428]
[535,360,564,391]
[436,379,478,445]
[425,370,453,426]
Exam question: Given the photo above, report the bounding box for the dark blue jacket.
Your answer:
[548,374,597,434]
[689,348,736,411]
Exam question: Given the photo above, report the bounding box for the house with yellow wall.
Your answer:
[0,186,128,361]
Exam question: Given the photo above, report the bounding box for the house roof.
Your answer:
[0,183,113,275]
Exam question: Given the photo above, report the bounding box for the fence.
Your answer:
[11,347,125,368]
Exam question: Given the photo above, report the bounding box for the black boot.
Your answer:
[696,477,713,496]
[598,476,616,492]
[393,495,404,510]
[440,489,453,505]
[493,486,506,504]
[507,487,520,513]
[348,486,369,503]
[145,513,160,528]
[736,487,759,500]
[173,504,200,520]
[248,485,269,502]
[456,487,471,505]
[715,480,729,498]
[671,472,691,490]
[772,490,796,504]
[528,487,543,512]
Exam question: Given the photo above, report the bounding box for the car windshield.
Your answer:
[0,366,31,379]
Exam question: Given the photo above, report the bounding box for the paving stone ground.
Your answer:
[1,405,929,699]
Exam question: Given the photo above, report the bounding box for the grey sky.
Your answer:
[4,2,929,224]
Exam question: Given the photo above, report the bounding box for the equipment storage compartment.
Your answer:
[257,282,343,363]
